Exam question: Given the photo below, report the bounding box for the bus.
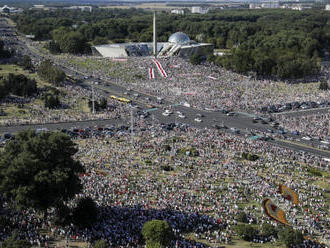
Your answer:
[118,97,131,104]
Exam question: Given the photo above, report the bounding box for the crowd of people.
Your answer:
[0,31,329,248]
[277,113,329,141]
[55,54,330,115]
[0,81,130,127]
[2,121,328,247]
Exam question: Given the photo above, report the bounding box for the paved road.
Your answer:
[1,18,330,159]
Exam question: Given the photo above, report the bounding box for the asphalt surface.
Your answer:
[1,17,329,159]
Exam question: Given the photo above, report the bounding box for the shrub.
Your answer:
[236,211,248,223]
[261,223,277,238]
[235,224,257,241]
[161,165,174,171]
[93,239,108,248]
[307,167,322,177]
[319,81,328,91]
[142,220,174,248]
[278,227,304,248]
[72,197,98,228]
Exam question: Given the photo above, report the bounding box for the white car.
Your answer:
[164,109,172,114]
[162,112,170,117]
[194,118,202,122]
[178,113,186,119]
[301,136,312,141]
[321,140,330,145]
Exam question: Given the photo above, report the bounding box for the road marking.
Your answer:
[276,139,330,156]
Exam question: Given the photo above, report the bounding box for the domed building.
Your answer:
[92,14,213,58]
[168,32,192,45]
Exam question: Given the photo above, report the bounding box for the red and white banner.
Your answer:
[152,59,167,78]
[148,68,155,80]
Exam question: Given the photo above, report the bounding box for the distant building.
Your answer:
[92,32,213,58]
[65,6,92,12]
[0,5,22,13]
[191,6,209,14]
[261,1,280,8]
[171,9,184,15]
[92,13,213,59]
[250,1,279,9]
[33,5,45,9]
[326,4,330,10]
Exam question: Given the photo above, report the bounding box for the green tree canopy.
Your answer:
[38,59,65,86]
[0,130,84,213]
[142,220,174,248]
[235,224,257,241]
[20,55,34,71]
[72,197,98,228]
[4,74,37,97]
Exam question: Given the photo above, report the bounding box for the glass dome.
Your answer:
[168,32,190,45]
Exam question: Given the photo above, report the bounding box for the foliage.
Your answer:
[307,167,322,177]
[261,223,277,238]
[72,197,98,228]
[0,39,11,58]
[0,130,84,213]
[43,93,61,109]
[190,54,204,65]
[11,9,330,78]
[319,81,328,90]
[93,240,108,248]
[235,224,257,241]
[44,40,61,54]
[93,36,109,45]
[88,97,107,112]
[20,55,34,71]
[236,211,248,223]
[52,27,90,54]
[242,152,259,161]
[0,232,31,248]
[142,220,174,248]
[0,80,9,100]
[1,74,37,98]
[160,165,174,171]
[278,227,304,247]
[38,59,65,86]
[53,203,71,226]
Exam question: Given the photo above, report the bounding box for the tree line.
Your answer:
[11,9,330,78]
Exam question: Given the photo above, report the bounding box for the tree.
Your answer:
[278,227,304,248]
[261,223,277,238]
[0,232,31,248]
[0,80,9,99]
[142,220,174,248]
[38,60,65,86]
[20,55,34,71]
[0,130,84,214]
[99,97,107,109]
[45,41,61,54]
[190,54,204,65]
[93,240,108,248]
[44,93,60,109]
[72,197,98,228]
[4,74,37,97]
[236,211,248,223]
[235,224,257,241]
[319,81,328,91]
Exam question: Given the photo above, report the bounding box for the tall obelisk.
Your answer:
[153,11,157,57]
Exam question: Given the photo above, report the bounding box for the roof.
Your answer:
[168,32,191,45]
